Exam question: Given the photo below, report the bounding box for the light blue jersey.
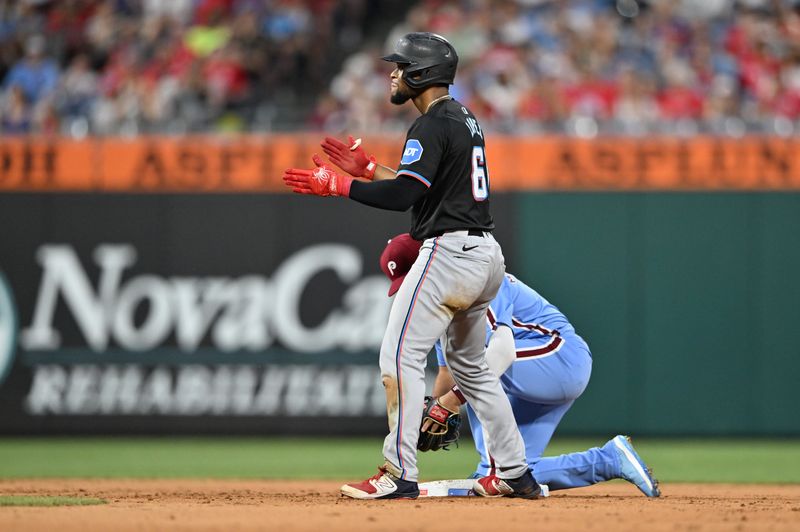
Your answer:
[436,273,576,370]
[435,274,626,491]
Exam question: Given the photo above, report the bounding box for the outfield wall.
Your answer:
[508,193,800,436]
[0,135,798,436]
[0,194,413,435]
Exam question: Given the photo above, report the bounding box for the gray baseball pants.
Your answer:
[379,230,528,482]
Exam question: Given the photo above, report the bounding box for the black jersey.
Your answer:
[395,98,494,241]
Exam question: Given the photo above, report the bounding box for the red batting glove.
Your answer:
[282,154,353,197]
[320,135,377,179]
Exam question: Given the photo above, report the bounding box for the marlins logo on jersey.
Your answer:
[0,271,18,388]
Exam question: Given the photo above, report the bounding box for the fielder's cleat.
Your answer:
[611,435,661,497]
[472,468,541,499]
[340,466,419,500]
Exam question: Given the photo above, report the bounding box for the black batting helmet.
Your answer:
[382,32,459,90]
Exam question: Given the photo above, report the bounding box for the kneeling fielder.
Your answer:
[380,233,661,497]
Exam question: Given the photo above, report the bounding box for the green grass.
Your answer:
[0,496,106,507]
[0,437,798,483]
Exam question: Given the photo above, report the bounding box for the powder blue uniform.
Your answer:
[436,273,625,491]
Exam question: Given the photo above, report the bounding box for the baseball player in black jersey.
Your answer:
[283,32,539,500]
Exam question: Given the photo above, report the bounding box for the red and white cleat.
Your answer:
[340,467,420,500]
[473,469,542,499]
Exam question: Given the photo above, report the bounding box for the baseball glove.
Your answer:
[418,396,461,452]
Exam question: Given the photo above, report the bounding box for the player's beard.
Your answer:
[390,83,420,105]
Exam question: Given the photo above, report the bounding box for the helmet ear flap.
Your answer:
[403,68,428,89]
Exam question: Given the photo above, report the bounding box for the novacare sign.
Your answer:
[20,243,391,354]
[14,244,395,418]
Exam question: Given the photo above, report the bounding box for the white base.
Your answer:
[418,479,549,498]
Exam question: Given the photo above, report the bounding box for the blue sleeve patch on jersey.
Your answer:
[401,139,423,164]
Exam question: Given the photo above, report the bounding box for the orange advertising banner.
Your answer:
[1,135,798,192]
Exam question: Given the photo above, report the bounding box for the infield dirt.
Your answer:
[1,479,799,531]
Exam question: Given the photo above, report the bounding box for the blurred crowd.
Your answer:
[317,0,800,136]
[2,0,800,137]
[0,0,375,135]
